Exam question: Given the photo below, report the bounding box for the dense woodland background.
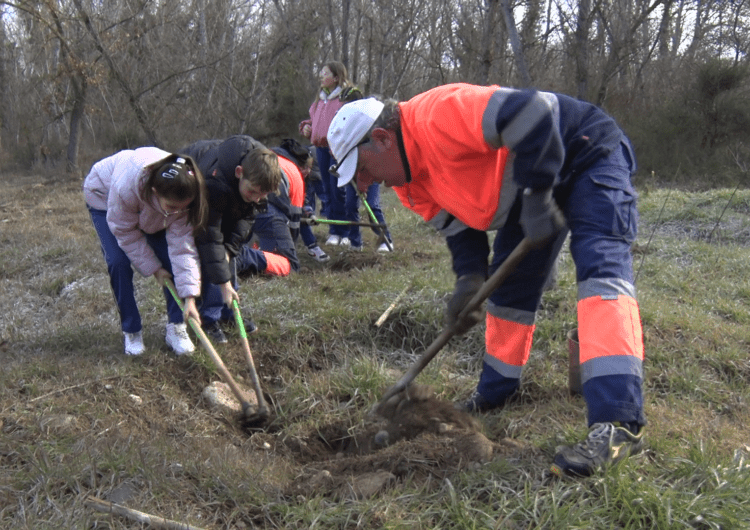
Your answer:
[1,0,749,187]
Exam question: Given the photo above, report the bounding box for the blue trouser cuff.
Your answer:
[477,361,520,406]
[235,246,268,275]
[583,374,646,427]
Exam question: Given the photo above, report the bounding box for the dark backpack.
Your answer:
[340,86,364,102]
[279,138,311,167]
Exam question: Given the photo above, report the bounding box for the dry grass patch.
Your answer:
[2,177,750,528]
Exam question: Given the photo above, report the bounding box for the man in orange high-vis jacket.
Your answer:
[327,83,645,478]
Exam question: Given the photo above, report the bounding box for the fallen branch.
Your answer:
[85,496,208,530]
[29,375,123,403]
[375,284,411,327]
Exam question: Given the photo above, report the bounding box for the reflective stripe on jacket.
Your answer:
[393,84,512,232]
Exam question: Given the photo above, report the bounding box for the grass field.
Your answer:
[1,172,749,529]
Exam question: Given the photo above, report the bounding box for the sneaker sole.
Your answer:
[307,252,331,262]
[167,338,199,353]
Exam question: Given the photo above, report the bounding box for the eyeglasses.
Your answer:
[329,138,369,178]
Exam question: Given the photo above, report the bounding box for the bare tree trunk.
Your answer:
[351,2,363,82]
[341,0,350,69]
[67,76,86,173]
[671,0,686,61]
[47,1,85,172]
[657,0,673,59]
[500,0,532,87]
[326,0,339,59]
[71,0,160,147]
[0,15,7,155]
[592,0,665,106]
[542,0,553,55]
[575,0,591,100]
[196,0,213,102]
[685,0,706,59]
[479,0,499,85]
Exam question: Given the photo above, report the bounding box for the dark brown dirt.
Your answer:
[277,384,520,499]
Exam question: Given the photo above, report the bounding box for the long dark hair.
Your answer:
[141,153,208,232]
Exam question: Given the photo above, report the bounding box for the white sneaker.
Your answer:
[307,245,330,263]
[165,323,195,356]
[377,241,394,252]
[339,237,352,248]
[325,235,341,246]
[123,331,145,356]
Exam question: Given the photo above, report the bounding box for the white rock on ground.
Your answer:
[202,380,257,414]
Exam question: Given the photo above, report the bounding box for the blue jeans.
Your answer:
[306,177,328,218]
[199,259,237,326]
[88,206,183,333]
[342,183,392,247]
[300,223,317,248]
[251,202,300,271]
[317,147,347,238]
[301,178,323,248]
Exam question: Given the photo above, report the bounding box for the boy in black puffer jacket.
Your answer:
[180,135,282,343]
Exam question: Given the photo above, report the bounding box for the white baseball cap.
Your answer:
[327,98,385,187]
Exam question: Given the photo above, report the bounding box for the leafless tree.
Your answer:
[0,0,747,175]
[500,0,532,86]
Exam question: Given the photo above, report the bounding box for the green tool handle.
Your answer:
[231,299,269,416]
[164,280,254,413]
[233,299,248,340]
[301,217,385,228]
[359,189,393,251]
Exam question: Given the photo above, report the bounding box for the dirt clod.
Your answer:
[375,384,481,445]
[284,385,502,498]
[342,470,396,500]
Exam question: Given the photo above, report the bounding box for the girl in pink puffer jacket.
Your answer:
[84,147,207,356]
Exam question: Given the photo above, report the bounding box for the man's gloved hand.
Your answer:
[444,273,485,335]
[520,187,566,247]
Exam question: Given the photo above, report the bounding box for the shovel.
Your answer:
[164,280,259,427]
[232,300,270,426]
[374,237,533,415]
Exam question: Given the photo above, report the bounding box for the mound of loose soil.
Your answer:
[280,385,519,500]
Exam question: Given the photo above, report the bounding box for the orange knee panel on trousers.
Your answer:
[262,251,291,277]
[486,313,535,367]
[577,295,644,364]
